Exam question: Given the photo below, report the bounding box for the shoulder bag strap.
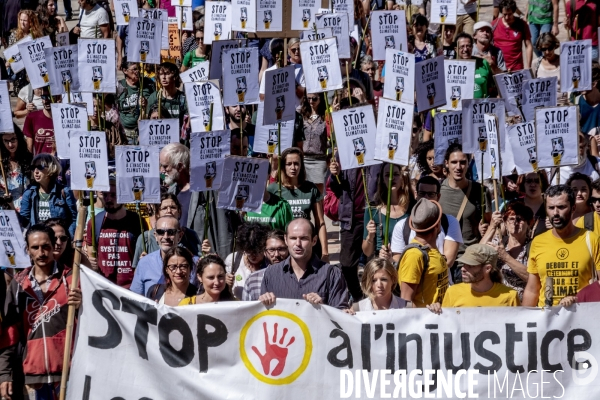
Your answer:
[456,181,472,222]
[585,231,598,283]
[231,251,244,275]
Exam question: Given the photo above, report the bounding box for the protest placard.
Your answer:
[291,0,320,30]
[535,106,579,168]
[127,17,163,65]
[300,37,343,93]
[383,49,415,105]
[181,61,210,83]
[115,146,161,204]
[462,99,506,153]
[185,80,225,132]
[138,119,180,150]
[18,36,53,90]
[433,111,462,164]
[263,65,296,124]
[0,211,28,268]
[254,102,295,154]
[430,0,457,24]
[315,12,350,59]
[209,40,243,81]
[69,131,110,191]
[332,105,380,170]
[494,70,532,117]
[481,114,501,180]
[257,0,283,32]
[190,130,231,191]
[140,7,168,20]
[171,0,191,7]
[218,156,269,212]
[56,32,69,47]
[4,36,32,74]
[521,76,557,122]
[0,82,14,134]
[51,104,88,159]
[161,21,182,63]
[415,56,446,112]
[114,0,139,25]
[441,59,475,111]
[205,2,232,45]
[78,39,117,93]
[175,6,193,31]
[332,0,353,26]
[44,45,80,96]
[222,47,259,106]
[299,28,333,41]
[560,40,592,92]
[506,121,537,174]
[61,92,94,115]
[232,0,256,32]
[370,10,407,60]
[375,99,413,165]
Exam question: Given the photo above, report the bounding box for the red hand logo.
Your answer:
[251,322,296,377]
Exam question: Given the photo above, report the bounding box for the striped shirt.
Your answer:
[242,269,267,301]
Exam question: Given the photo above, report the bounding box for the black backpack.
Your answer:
[394,243,430,297]
[583,211,596,232]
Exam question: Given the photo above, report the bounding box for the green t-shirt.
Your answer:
[363,207,408,252]
[528,0,553,24]
[183,51,207,68]
[267,181,323,220]
[117,78,155,129]
[146,90,188,126]
[474,58,493,99]
[244,192,293,230]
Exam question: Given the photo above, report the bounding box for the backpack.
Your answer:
[401,213,449,246]
[394,243,430,297]
[583,211,596,232]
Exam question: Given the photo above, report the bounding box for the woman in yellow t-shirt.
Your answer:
[179,255,234,305]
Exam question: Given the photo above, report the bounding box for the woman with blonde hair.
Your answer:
[6,10,44,94]
[347,258,407,312]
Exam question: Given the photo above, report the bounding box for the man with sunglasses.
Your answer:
[23,86,60,156]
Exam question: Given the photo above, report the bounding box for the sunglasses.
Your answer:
[195,36,203,40]
[156,228,178,236]
[307,96,319,102]
[417,190,438,198]
[590,197,600,204]
[32,164,47,171]
[55,235,69,242]
[290,47,300,53]
[525,178,540,184]
[539,47,554,52]
[40,95,51,101]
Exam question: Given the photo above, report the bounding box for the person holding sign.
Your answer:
[531,33,567,105]
[6,11,44,95]
[22,87,59,156]
[117,60,155,144]
[0,128,32,212]
[181,29,209,72]
[492,0,533,71]
[146,62,188,126]
[301,93,328,192]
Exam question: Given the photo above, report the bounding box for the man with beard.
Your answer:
[523,185,600,307]
[471,21,506,74]
[86,178,147,288]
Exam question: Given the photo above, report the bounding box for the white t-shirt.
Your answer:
[18,85,43,110]
[259,64,278,95]
[549,157,600,185]
[456,0,477,15]
[225,252,255,300]
[79,5,110,39]
[390,213,463,255]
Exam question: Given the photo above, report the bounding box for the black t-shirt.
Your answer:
[443,45,457,60]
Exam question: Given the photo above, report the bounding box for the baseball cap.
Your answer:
[456,243,498,266]
[473,21,493,32]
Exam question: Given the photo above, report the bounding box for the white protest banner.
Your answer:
[315,13,350,59]
[78,39,117,93]
[0,211,28,268]
[61,92,94,115]
[560,39,592,92]
[4,35,32,74]
[291,0,320,30]
[254,102,294,154]
[300,37,343,93]
[506,121,537,174]
[494,69,532,117]
[383,49,415,105]
[222,47,260,106]
[415,56,446,112]
[257,0,283,31]
[370,10,407,60]
[521,76,557,122]
[69,131,110,191]
[115,146,161,204]
[332,0,354,26]
[138,119,179,150]
[127,17,163,65]
[0,82,14,134]
[114,0,139,25]
[18,36,53,90]
[175,6,193,30]
[51,103,88,159]
[181,61,210,83]
[56,32,69,47]
[171,0,191,7]
[441,59,475,111]
[535,106,579,168]
[332,105,379,170]
[299,28,333,41]
[232,0,256,32]
[433,111,462,164]
[184,80,225,132]
[217,156,269,212]
[44,45,80,96]
[374,99,413,165]
[189,130,231,191]
[205,2,232,45]
[462,99,506,153]
[482,114,501,180]
[209,40,242,81]
[263,65,296,124]
[140,7,168,20]
[430,0,457,24]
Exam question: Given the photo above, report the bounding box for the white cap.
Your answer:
[473,21,493,32]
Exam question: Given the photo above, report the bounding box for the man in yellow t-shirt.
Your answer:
[399,198,449,308]
[441,244,520,307]
[523,185,600,307]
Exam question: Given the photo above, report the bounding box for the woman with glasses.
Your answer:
[181,27,209,72]
[0,125,32,212]
[147,247,198,305]
[531,33,567,105]
[117,60,156,144]
[43,218,92,268]
[515,171,550,237]
[180,254,234,304]
[301,92,328,192]
[19,154,77,235]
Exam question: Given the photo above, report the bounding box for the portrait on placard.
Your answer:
[0,211,29,269]
[291,0,320,30]
[204,2,232,45]
[175,6,193,31]
[560,40,592,92]
[383,49,415,105]
[263,65,296,124]
[254,102,295,154]
[535,106,579,168]
[430,0,457,24]
[45,45,80,96]
[506,121,537,174]
[18,36,53,90]
[433,111,462,164]
[127,17,163,65]
[217,157,269,212]
[222,47,259,106]
[415,56,446,112]
[370,10,407,60]
[190,130,231,191]
[257,0,283,32]
[462,99,506,153]
[138,119,179,150]
[4,36,32,74]
[300,28,333,41]
[78,39,116,93]
[494,69,532,118]
[70,131,110,191]
[441,59,475,111]
[315,13,350,59]
[232,0,256,32]
[332,105,380,170]
[51,104,89,160]
[0,82,14,134]
[115,146,161,204]
[184,80,225,132]
[375,99,413,165]
[300,38,343,93]
[209,40,242,81]
[115,0,139,25]
[521,76,557,122]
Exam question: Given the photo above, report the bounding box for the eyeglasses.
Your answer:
[266,247,288,254]
[3,138,17,145]
[417,191,438,199]
[195,36,203,41]
[167,264,190,272]
[160,205,179,212]
[32,164,47,171]
[55,235,69,242]
[155,228,178,236]
[525,178,540,184]
[290,47,300,53]
[539,47,554,52]
[590,197,600,204]
[307,96,319,102]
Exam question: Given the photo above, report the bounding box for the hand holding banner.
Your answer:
[138,119,180,150]
[116,146,161,204]
[218,156,269,212]
[18,36,53,90]
[184,80,225,132]
[534,106,579,168]
[383,49,415,105]
[69,131,110,191]
[506,121,537,174]
[332,105,380,170]
[415,56,446,112]
[190,130,231,191]
[51,104,89,159]
[44,45,80,96]
[263,65,296,124]
[0,211,28,268]
[222,47,259,106]
[560,40,592,92]
[370,10,407,60]
[78,39,117,93]
[300,38,343,93]
[433,111,463,164]
[375,98,413,165]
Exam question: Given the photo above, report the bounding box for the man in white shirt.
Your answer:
[550,133,600,185]
[74,0,110,38]
[455,0,478,37]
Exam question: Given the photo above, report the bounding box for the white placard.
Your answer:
[332,0,354,26]
[257,0,283,31]
[433,111,463,164]
[535,106,579,168]
[217,156,269,212]
[4,35,32,73]
[332,105,380,170]
[205,2,232,45]
[114,0,139,25]
[254,102,294,154]
[222,47,260,106]
[69,131,110,191]
[300,37,343,93]
[51,103,89,159]
[232,0,256,32]
[462,99,506,153]
[189,130,231,191]
[139,7,168,20]
[175,6,193,31]
[560,39,592,92]
[300,28,333,41]
[56,32,70,47]
[0,211,28,268]
[138,119,179,150]
[115,146,161,204]
[291,0,321,30]
[430,0,457,24]
[161,20,170,51]
[180,61,210,83]
[375,98,413,165]
[482,114,501,180]
[209,40,242,81]
[127,17,163,65]
[383,48,415,105]
[18,36,53,90]
[506,121,537,174]
[441,59,475,111]
[415,56,446,112]
[494,69,532,117]
[171,0,191,7]
[78,39,117,93]
[61,92,94,115]
[184,81,225,133]
[315,12,350,59]
[521,76,558,122]
[370,10,407,61]
[45,45,80,96]
[0,82,14,134]
[263,65,296,124]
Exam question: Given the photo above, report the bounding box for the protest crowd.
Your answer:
[0,0,598,396]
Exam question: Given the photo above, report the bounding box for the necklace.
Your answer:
[309,114,319,120]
